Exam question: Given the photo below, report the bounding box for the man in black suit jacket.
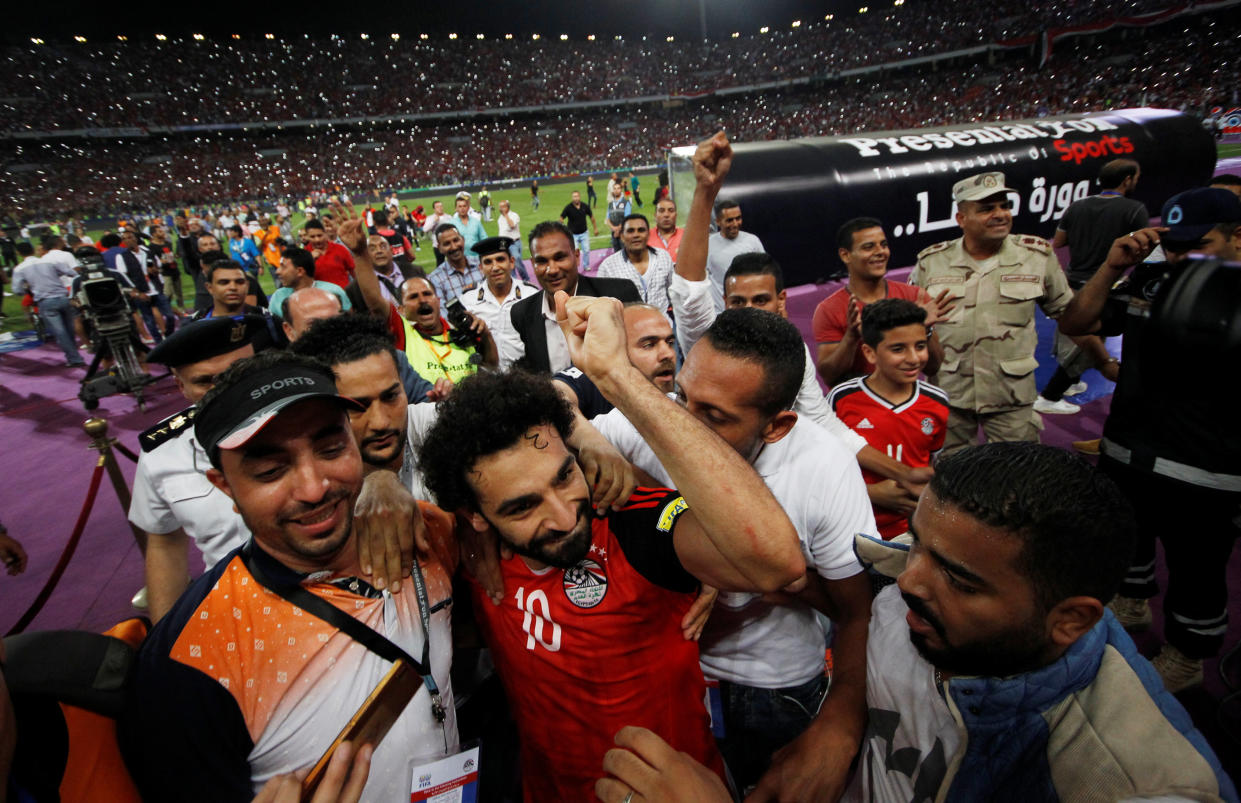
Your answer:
[511,221,641,373]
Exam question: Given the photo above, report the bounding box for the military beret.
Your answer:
[146,315,269,367]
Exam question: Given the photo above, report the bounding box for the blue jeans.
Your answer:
[573,231,590,270]
[508,240,531,282]
[37,295,83,364]
[133,297,163,344]
[149,292,176,336]
[717,674,828,792]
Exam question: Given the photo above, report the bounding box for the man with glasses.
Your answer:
[911,172,1087,454]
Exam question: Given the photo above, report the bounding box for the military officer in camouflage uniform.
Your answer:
[911,172,1077,454]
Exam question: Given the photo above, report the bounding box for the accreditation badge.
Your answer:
[410,745,481,803]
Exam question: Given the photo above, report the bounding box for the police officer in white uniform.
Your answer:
[129,316,269,622]
[462,236,539,369]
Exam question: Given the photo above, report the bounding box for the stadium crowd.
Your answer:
[2,14,1237,221]
[0,0,1176,134]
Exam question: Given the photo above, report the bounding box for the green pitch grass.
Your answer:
[0,172,660,334]
[1217,142,1241,160]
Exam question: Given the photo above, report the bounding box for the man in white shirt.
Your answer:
[462,236,539,369]
[591,306,875,793]
[495,199,530,281]
[675,132,933,506]
[706,199,765,312]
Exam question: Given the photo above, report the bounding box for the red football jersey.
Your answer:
[468,487,726,803]
[828,378,949,538]
[812,282,926,380]
[312,241,356,288]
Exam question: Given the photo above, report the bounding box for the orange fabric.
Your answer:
[56,618,148,803]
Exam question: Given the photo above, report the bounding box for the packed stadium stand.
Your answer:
[0,0,1237,219]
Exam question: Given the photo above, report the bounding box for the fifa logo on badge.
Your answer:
[563,559,608,608]
[463,758,476,771]
[921,417,935,436]
[418,774,432,789]
[1166,205,1183,225]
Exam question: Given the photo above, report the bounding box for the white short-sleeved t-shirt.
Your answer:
[591,408,875,686]
[129,427,249,568]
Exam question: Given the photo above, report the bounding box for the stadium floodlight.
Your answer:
[391,33,400,40]
[449,33,457,39]
[192,33,204,40]
[231,33,240,39]
[505,33,513,39]
[420,33,429,39]
[532,33,541,40]
[731,31,739,37]
[30,37,43,44]
[759,26,769,33]
[859,5,869,11]
[477,33,485,39]
[587,34,595,40]
[264,33,274,39]
[117,35,127,41]
[74,35,86,42]
[792,20,801,27]
[666,35,674,41]
[560,34,568,40]
[894,0,904,4]
[361,33,370,39]
[156,33,167,41]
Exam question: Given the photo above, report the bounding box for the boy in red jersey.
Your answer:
[418,293,806,803]
[829,298,949,539]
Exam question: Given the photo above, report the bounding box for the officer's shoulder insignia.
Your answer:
[1015,235,1051,254]
[917,240,953,260]
[140,406,197,452]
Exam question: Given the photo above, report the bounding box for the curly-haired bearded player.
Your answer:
[419,292,807,802]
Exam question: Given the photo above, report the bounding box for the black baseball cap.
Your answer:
[195,359,363,465]
[1161,187,1241,244]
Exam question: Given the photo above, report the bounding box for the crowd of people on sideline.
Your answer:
[2,128,1238,803]
[2,7,1237,221]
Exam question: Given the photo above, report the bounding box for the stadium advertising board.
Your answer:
[668,108,1214,285]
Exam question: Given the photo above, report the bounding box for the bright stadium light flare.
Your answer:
[560,34,568,40]
[192,33,204,40]
[156,34,167,41]
[587,34,595,40]
[532,33,541,40]
[666,35,674,41]
[74,35,87,42]
[420,33,429,39]
[30,37,44,44]
[476,33,484,39]
[760,26,769,33]
[826,13,834,19]
[859,6,869,12]
[449,33,457,39]
[504,33,513,39]
[731,31,739,37]
[792,20,801,27]
[264,33,274,39]
[117,35,127,41]
[361,33,370,39]
[391,33,400,40]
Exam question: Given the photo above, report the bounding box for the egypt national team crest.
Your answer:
[921,416,935,436]
[563,559,608,608]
